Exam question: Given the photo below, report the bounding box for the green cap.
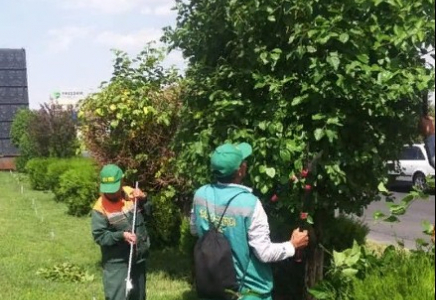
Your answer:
[211,142,253,178]
[99,164,124,193]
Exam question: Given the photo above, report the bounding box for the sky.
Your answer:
[0,0,434,108]
[0,0,184,108]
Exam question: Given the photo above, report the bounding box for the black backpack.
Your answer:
[194,191,247,300]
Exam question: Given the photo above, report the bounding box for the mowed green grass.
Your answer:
[0,171,196,300]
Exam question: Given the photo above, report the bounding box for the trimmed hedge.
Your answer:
[26,157,99,216]
[25,158,56,190]
[56,167,99,216]
[47,158,96,203]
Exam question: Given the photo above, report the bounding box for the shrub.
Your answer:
[45,159,72,193]
[78,46,182,192]
[46,158,95,200]
[10,109,37,171]
[56,165,99,216]
[323,215,370,252]
[146,186,181,249]
[25,158,56,190]
[179,216,197,257]
[353,250,435,300]
[10,108,35,147]
[28,104,79,158]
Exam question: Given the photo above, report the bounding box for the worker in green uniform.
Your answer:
[191,143,309,299]
[91,164,150,300]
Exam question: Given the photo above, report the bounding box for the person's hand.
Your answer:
[132,189,147,200]
[290,228,309,249]
[123,232,137,244]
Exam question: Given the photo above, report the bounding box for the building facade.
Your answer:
[0,48,29,158]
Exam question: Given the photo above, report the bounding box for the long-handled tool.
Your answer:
[125,181,139,299]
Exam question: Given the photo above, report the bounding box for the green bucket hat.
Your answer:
[100,164,124,193]
[211,142,253,178]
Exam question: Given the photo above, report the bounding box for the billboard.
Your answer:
[0,49,29,156]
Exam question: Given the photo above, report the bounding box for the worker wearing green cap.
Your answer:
[190,143,309,300]
[91,164,150,300]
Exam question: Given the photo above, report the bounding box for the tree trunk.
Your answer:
[302,209,331,300]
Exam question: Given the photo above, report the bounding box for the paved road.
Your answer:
[359,183,435,249]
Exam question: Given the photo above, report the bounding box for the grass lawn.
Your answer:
[0,171,196,300]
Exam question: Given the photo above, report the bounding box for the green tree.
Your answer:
[10,109,37,171]
[10,106,78,170]
[79,45,183,191]
[10,108,34,147]
[166,0,435,297]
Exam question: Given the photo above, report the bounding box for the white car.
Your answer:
[387,144,435,189]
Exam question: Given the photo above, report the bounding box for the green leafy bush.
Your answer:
[10,109,35,147]
[179,216,197,256]
[46,158,95,201]
[323,215,370,252]
[146,186,181,249]
[55,165,99,216]
[10,109,37,172]
[79,45,182,192]
[45,159,72,192]
[25,158,56,190]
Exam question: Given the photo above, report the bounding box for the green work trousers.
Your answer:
[103,261,146,300]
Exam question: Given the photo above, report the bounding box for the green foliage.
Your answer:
[45,158,95,200]
[310,243,435,300]
[45,159,74,192]
[25,158,56,190]
[10,109,38,171]
[10,108,35,147]
[179,216,197,257]
[167,0,435,218]
[309,241,371,300]
[29,104,79,158]
[36,262,95,283]
[10,105,79,170]
[353,249,435,300]
[374,187,430,223]
[55,165,99,216]
[323,215,370,253]
[14,147,32,172]
[167,1,435,290]
[146,186,182,249]
[79,45,183,192]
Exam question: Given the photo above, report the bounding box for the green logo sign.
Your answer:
[51,91,61,99]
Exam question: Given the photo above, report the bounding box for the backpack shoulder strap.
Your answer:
[216,190,247,230]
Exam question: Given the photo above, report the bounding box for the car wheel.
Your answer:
[413,172,427,190]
